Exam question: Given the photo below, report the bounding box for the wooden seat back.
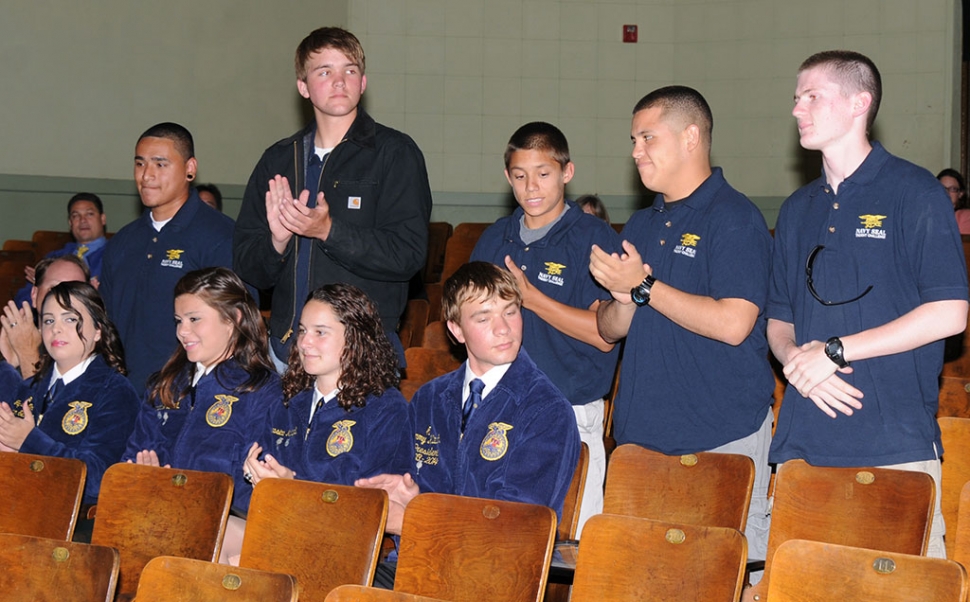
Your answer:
[953,481,970,569]
[133,555,297,602]
[748,459,935,601]
[439,222,490,285]
[940,417,970,559]
[395,493,556,602]
[603,444,755,530]
[766,539,967,602]
[400,347,462,401]
[91,463,233,600]
[31,230,74,259]
[939,377,970,417]
[0,452,86,540]
[570,515,746,602]
[558,442,589,541]
[398,298,430,349]
[422,221,453,284]
[0,532,119,602]
[240,479,388,600]
[327,584,448,602]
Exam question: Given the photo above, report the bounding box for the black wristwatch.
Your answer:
[631,275,656,307]
[824,336,849,368]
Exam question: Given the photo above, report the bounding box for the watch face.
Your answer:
[631,284,649,306]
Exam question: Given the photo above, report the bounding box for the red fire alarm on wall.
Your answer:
[623,24,638,43]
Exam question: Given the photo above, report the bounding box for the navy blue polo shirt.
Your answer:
[471,202,621,405]
[614,167,774,454]
[100,193,236,390]
[767,142,969,467]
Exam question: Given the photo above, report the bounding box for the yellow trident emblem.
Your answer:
[680,233,701,247]
[859,214,887,229]
[544,262,566,276]
[165,249,185,260]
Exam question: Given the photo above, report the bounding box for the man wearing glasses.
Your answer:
[767,50,969,558]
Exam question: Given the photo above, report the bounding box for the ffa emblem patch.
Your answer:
[480,422,513,461]
[62,401,92,435]
[205,394,239,428]
[327,420,356,457]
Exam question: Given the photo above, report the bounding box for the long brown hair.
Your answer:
[282,283,399,410]
[33,281,126,382]
[147,267,274,409]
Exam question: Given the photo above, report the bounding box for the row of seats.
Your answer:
[8,429,970,601]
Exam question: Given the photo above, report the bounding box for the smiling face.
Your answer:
[68,200,106,244]
[297,47,367,122]
[505,149,574,229]
[174,293,235,369]
[297,299,347,394]
[41,294,100,374]
[134,136,197,222]
[631,106,691,199]
[447,293,522,377]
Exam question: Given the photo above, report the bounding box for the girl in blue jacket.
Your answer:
[123,267,281,512]
[0,282,139,506]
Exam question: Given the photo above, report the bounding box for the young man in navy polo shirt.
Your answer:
[590,86,775,561]
[470,122,620,536]
[100,123,236,390]
[766,51,969,558]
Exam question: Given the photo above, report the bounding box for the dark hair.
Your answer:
[33,282,126,383]
[504,121,571,170]
[147,267,274,409]
[282,283,399,410]
[195,183,223,211]
[634,85,714,148]
[575,194,610,224]
[67,193,103,215]
[799,50,882,135]
[138,122,195,161]
[938,168,967,210]
[34,255,91,290]
[295,27,366,80]
[442,262,522,326]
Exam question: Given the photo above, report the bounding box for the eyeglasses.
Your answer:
[805,245,873,306]
[944,186,963,194]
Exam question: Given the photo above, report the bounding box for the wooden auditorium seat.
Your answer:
[0,532,120,602]
[940,417,970,559]
[239,479,388,601]
[766,539,967,602]
[570,514,747,602]
[31,230,73,259]
[133,555,297,602]
[746,460,935,601]
[326,585,448,602]
[604,444,755,531]
[0,452,86,540]
[394,493,557,602]
[421,221,453,284]
[399,347,462,401]
[90,463,233,601]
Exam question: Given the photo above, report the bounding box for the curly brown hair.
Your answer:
[33,281,126,383]
[147,267,275,409]
[282,283,399,410]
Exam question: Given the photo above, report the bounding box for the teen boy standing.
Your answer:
[234,27,432,367]
[470,122,620,536]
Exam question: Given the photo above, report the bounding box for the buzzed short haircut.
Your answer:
[67,192,103,215]
[799,50,882,134]
[295,27,366,81]
[504,122,571,170]
[633,85,714,148]
[137,122,195,161]
[442,262,522,326]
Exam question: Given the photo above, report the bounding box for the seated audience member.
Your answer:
[219,283,410,563]
[1,255,90,379]
[357,261,580,585]
[196,183,223,212]
[123,268,280,512]
[939,169,970,234]
[0,282,138,508]
[14,193,108,306]
[576,193,611,224]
